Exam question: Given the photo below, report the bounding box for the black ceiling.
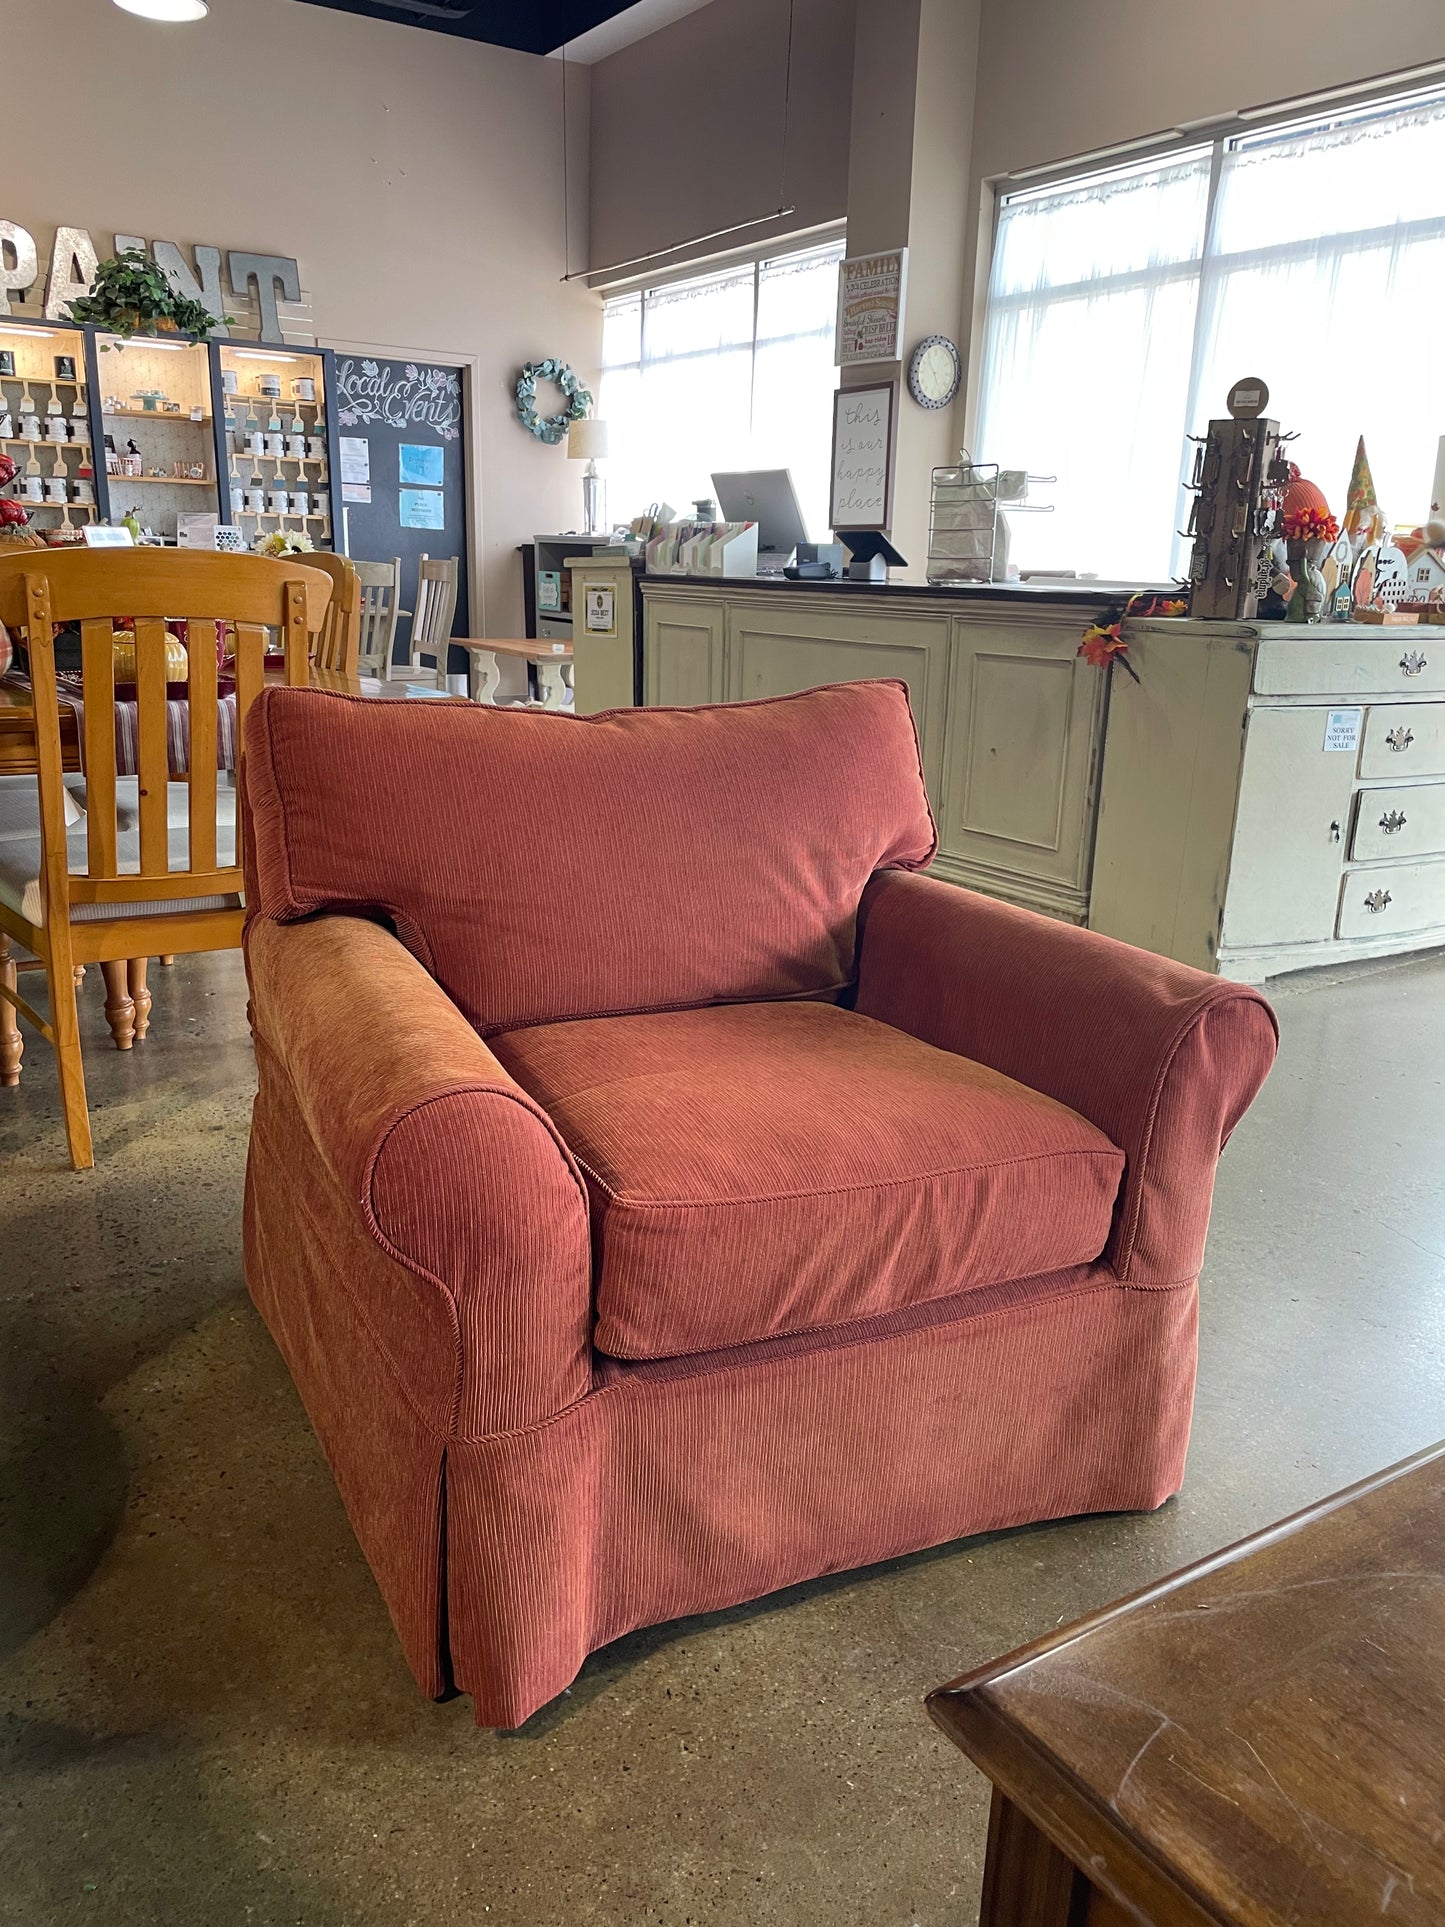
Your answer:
[295,0,639,55]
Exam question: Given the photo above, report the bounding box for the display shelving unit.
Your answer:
[0,318,344,551]
[0,319,99,538]
[98,332,217,545]
[217,343,339,550]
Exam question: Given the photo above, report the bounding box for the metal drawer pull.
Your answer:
[1379,810,1407,834]
[1400,651,1427,676]
[1385,727,1415,751]
[1364,889,1393,914]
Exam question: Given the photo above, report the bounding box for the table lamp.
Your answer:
[568,418,609,535]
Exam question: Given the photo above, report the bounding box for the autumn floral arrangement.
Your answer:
[1078,590,1189,680]
[1280,502,1340,545]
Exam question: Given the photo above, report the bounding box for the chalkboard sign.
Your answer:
[828,380,896,533]
[333,354,470,671]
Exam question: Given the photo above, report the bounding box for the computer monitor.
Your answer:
[711,469,810,569]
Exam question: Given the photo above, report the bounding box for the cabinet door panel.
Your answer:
[644,598,725,707]
[725,600,950,801]
[1222,707,1355,948]
[941,621,1105,904]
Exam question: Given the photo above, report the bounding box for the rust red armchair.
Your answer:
[240,680,1276,1728]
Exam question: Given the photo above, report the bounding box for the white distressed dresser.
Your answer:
[1091,617,1445,982]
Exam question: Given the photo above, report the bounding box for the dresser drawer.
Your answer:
[1350,782,1445,862]
[1338,859,1445,940]
[1254,633,1444,697]
[1359,704,1445,777]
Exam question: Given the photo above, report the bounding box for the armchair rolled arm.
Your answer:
[245,913,593,1436]
[855,872,1277,1287]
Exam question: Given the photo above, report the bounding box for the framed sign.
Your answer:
[835,249,908,367]
[583,580,617,635]
[828,381,897,533]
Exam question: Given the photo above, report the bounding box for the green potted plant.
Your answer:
[67,247,233,346]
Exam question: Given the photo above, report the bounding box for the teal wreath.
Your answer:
[515,358,593,445]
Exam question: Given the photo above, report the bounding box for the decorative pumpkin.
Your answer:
[111,631,189,683]
[1282,475,1329,521]
[0,526,45,548]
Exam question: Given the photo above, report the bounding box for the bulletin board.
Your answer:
[332,353,470,666]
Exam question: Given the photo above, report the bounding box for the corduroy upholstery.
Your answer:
[491,1001,1125,1359]
[240,681,1277,1728]
[242,679,936,1034]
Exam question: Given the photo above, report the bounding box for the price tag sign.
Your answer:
[1323,708,1362,753]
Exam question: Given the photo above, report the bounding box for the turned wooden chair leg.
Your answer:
[159,954,175,966]
[127,957,151,1040]
[73,964,85,986]
[0,935,22,1087]
[100,959,136,1050]
[46,949,92,1169]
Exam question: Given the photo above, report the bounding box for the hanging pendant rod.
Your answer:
[562,207,799,285]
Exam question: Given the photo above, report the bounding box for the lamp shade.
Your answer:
[568,418,609,461]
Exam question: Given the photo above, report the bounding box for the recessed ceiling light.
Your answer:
[113,0,210,21]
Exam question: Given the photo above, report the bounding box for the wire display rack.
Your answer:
[927,456,1052,584]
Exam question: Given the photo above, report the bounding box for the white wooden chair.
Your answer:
[354,557,403,680]
[404,554,459,688]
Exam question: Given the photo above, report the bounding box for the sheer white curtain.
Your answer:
[975,153,1212,580]
[601,240,843,538]
[976,83,1445,582]
[1185,95,1445,571]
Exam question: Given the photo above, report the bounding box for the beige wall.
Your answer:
[1,0,602,635]
[588,0,855,281]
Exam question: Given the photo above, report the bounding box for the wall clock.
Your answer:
[907,334,960,411]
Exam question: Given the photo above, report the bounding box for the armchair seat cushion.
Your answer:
[492,1001,1125,1360]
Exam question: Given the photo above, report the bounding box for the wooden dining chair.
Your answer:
[0,548,330,1169]
[304,551,362,676]
[403,554,459,688]
[353,557,403,680]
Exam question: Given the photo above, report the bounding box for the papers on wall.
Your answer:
[399,443,445,487]
[339,435,372,505]
[400,488,446,530]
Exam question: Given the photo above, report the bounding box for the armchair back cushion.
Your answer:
[242,680,935,1035]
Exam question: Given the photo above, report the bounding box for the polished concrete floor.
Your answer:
[1,946,1443,1927]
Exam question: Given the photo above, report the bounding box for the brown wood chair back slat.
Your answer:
[304,551,362,676]
[79,618,118,878]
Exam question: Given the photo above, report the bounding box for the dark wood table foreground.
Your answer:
[928,1441,1445,1927]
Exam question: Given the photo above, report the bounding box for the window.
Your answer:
[600,239,844,539]
[975,84,1445,581]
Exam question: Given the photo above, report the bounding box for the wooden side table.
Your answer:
[928,1441,1445,1926]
